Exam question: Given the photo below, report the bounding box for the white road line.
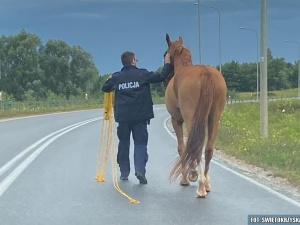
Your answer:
[0,118,100,177]
[163,116,300,208]
[0,117,101,198]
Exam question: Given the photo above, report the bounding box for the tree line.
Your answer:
[222,49,298,96]
[0,30,298,101]
[0,29,100,101]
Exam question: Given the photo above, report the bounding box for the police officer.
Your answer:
[102,51,171,184]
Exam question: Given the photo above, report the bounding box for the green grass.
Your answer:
[216,100,300,187]
[0,99,102,119]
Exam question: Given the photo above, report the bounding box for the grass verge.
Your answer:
[0,100,102,120]
[216,100,300,187]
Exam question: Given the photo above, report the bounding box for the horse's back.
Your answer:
[165,65,227,121]
[175,65,226,96]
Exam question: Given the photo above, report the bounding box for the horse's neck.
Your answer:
[174,57,192,74]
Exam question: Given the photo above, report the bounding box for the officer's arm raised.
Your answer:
[146,52,171,83]
[145,63,172,83]
[102,75,115,92]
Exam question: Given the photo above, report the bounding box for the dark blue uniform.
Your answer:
[102,63,171,181]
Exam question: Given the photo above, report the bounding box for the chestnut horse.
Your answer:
[165,34,227,198]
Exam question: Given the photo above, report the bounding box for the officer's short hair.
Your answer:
[121,51,135,66]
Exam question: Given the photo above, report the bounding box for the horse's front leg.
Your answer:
[171,117,189,186]
[182,120,198,183]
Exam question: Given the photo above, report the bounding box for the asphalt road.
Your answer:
[0,106,299,225]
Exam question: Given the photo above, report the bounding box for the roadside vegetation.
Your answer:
[0,99,102,119]
[216,100,300,187]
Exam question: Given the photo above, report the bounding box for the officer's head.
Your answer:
[121,51,138,66]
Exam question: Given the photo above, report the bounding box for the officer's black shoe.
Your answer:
[136,172,147,184]
[120,176,128,181]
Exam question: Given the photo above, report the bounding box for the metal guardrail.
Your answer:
[226,96,299,104]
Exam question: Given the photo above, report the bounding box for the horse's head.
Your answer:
[163,34,183,88]
[164,34,192,87]
[166,33,184,59]
[165,33,192,65]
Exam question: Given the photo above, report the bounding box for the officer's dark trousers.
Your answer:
[117,120,148,177]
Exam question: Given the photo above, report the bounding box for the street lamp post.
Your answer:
[194,3,221,73]
[285,40,300,99]
[195,0,202,64]
[239,27,259,101]
[201,5,221,73]
[260,0,268,137]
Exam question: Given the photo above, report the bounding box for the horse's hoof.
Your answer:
[196,190,207,198]
[196,185,207,198]
[188,169,198,182]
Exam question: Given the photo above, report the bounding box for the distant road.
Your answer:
[0,107,299,225]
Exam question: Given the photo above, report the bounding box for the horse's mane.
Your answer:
[173,45,193,69]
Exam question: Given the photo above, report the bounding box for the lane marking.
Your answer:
[0,118,100,177]
[163,116,300,208]
[0,117,101,198]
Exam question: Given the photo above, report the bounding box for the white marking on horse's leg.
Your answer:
[196,161,207,197]
[205,174,211,192]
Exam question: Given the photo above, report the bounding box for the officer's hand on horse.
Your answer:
[164,53,171,64]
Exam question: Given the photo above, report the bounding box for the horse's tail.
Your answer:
[170,67,214,180]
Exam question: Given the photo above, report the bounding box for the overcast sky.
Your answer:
[0,0,300,75]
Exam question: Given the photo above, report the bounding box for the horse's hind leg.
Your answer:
[196,111,220,198]
[171,117,190,186]
[196,157,207,198]
[203,111,221,193]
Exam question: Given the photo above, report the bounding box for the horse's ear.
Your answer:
[179,36,183,44]
[166,33,171,46]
